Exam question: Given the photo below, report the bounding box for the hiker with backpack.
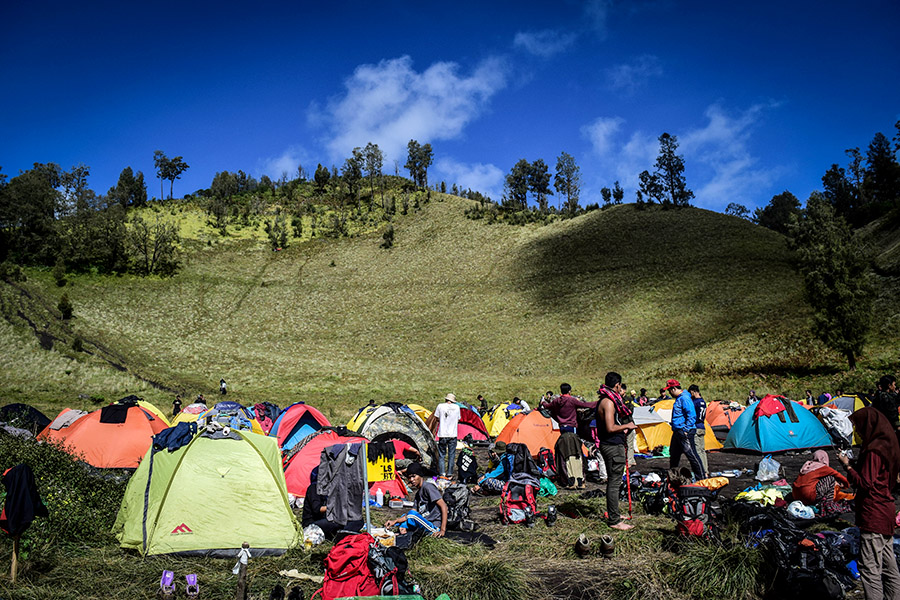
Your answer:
[664,379,706,480]
[472,440,514,495]
[433,393,461,479]
[838,407,900,600]
[541,383,594,433]
[384,463,447,537]
[596,372,637,531]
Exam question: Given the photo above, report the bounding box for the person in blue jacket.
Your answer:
[471,441,514,495]
[663,379,705,479]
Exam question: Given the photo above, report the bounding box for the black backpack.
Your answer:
[456,449,478,484]
[442,483,471,530]
[507,442,541,476]
[367,544,414,596]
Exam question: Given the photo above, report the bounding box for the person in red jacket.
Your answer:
[838,407,900,600]
[791,449,853,517]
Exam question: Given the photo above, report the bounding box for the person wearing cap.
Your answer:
[433,393,461,479]
[596,372,638,530]
[541,383,595,433]
[385,463,447,537]
[472,441,513,495]
[664,379,706,480]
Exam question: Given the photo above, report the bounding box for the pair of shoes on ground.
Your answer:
[159,571,199,600]
[269,584,304,600]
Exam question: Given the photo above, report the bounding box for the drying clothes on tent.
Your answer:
[318,443,365,525]
[367,441,395,463]
[46,409,87,430]
[1,464,48,537]
[99,403,131,424]
[152,422,198,453]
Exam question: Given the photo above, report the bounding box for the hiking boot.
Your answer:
[545,505,558,527]
[185,574,199,600]
[574,534,591,558]
[269,585,286,600]
[599,534,615,558]
[287,587,303,600]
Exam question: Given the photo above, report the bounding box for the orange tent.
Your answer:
[495,411,560,457]
[705,401,745,432]
[38,405,168,468]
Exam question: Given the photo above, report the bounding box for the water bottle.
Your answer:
[376,489,384,507]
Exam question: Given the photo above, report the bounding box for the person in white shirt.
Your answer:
[433,393,461,478]
[513,396,531,412]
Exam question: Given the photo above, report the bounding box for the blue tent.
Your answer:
[723,395,832,453]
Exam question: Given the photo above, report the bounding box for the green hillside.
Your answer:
[1,195,897,421]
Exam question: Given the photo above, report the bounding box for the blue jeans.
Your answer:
[437,437,456,477]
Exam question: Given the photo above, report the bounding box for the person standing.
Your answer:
[872,375,899,434]
[664,379,705,480]
[433,393,460,479]
[688,384,708,478]
[541,383,595,433]
[838,407,900,600]
[596,372,637,530]
[220,379,227,395]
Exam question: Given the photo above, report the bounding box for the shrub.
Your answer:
[381,224,394,249]
[52,258,67,287]
[58,293,73,320]
[72,336,84,352]
[0,260,26,282]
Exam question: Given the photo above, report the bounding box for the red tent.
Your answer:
[282,429,368,497]
[426,406,489,442]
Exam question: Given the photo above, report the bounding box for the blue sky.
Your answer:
[2,0,898,211]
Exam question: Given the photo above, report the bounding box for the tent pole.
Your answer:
[363,443,371,534]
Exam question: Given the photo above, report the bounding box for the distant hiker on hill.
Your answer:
[663,379,705,480]
[477,395,488,415]
[688,384,708,477]
[838,408,900,600]
[433,393,460,479]
[172,395,182,417]
[220,379,227,395]
[541,383,594,434]
[596,372,637,531]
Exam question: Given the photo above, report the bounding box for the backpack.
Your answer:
[311,533,380,600]
[575,404,597,441]
[669,484,717,537]
[500,473,539,525]
[367,544,415,596]
[507,442,541,477]
[456,449,479,484]
[536,447,557,478]
[442,482,471,530]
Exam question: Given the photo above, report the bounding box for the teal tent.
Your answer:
[723,394,832,453]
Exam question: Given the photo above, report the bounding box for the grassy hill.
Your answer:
[4,193,896,422]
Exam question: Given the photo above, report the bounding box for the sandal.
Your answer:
[186,573,200,600]
[159,570,175,600]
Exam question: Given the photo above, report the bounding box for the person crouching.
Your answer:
[385,463,447,538]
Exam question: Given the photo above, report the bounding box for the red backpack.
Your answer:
[669,484,717,537]
[500,474,539,525]
[312,533,381,600]
[536,447,557,478]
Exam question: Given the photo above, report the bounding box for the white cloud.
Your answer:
[582,116,625,158]
[317,55,508,166]
[680,102,782,210]
[584,0,612,39]
[436,157,504,201]
[513,29,577,57]
[605,55,663,94]
[259,146,313,180]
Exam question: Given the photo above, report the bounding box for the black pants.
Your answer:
[669,428,705,479]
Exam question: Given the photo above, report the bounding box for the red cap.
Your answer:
[663,379,681,391]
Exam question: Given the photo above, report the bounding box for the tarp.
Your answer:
[114,428,298,556]
[723,397,832,453]
[269,402,330,451]
[37,405,168,468]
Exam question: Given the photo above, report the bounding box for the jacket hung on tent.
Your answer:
[113,427,298,557]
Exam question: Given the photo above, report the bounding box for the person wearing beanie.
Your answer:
[385,462,447,537]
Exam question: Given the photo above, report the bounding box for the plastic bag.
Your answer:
[755,455,781,481]
[787,500,815,519]
[302,524,325,546]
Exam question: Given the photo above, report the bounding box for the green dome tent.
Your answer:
[114,428,298,557]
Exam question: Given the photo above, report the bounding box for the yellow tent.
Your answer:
[482,403,525,437]
[407,404,433,422]
[640,400,722,451]
[137,401,171,428]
